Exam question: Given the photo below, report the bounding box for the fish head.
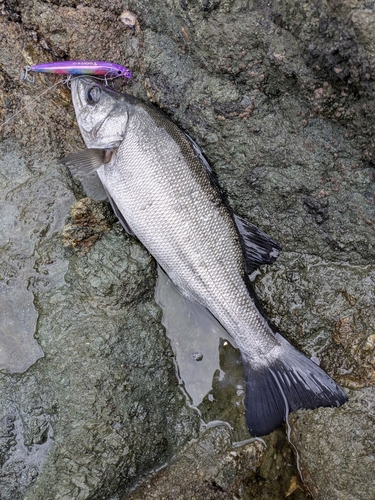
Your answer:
[71,76,131,149]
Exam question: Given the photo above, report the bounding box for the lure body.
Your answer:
[22,60,132,82]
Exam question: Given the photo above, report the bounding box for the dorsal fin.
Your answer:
[184,133,219,188]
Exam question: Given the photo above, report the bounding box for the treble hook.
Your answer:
[65,75,73,89]
[20,66,35,83]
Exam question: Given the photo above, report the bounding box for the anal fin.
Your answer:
[233,214,281,274]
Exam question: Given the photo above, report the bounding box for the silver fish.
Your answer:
[60,77,347,436]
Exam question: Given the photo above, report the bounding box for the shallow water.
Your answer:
[0,179,42,373]
[155,266,233,406]
[0,279,42,373]
[155,266,250,441]
[0,141,73,373]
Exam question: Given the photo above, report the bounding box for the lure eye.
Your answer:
[87,86,101,104]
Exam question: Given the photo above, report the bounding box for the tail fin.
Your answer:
[243,333,348,436]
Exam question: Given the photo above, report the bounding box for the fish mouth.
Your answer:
[70,76,97,110]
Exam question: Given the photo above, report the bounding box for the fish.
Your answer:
[60,76,348,436]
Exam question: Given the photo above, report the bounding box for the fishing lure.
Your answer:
[21,60,132,83]
[2,60,132,131]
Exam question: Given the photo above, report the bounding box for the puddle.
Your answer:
[155,265,250,441]
[0,141,74,374]
[0,281,43,373]
[155,266,234,406]
[68,166,107,201]
[0,200,43,373]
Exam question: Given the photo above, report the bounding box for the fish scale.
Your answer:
[99,104,275,360]
[63,77,348,436]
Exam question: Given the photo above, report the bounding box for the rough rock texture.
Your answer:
[128,425,309,500]
[1,0,375,499]
[61,197,117,254]
[0,139,201,500]
[128,424,266,500]
[290,388,375,500]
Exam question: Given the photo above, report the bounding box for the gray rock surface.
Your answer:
[128,424,265,500]
[1,1,375,499]
[0,141,201,500]
[290,387,375,500]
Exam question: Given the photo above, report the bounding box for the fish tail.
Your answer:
[243,333,348,436]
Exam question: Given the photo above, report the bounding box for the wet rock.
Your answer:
[61,197,117,254]
[0,141,72,374]
[255,253,375,390]
[290,388,375,500]
[0,139,201,500]
[1,0,375,499]
[128,424,265,500]
[129,425,309,500]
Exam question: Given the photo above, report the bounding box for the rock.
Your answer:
[128,424,265,500]
[128,425,310,500]
[0,140,200,500]
[61,197,117,254]
[1,0,375,499]
[290,388,375,500]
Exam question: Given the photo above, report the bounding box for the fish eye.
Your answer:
[87,86,101,105]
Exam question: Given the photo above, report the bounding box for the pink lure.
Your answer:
[22,60,132,82]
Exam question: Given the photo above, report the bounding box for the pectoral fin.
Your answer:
[233,214,281,274]
[59,148,114,174]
